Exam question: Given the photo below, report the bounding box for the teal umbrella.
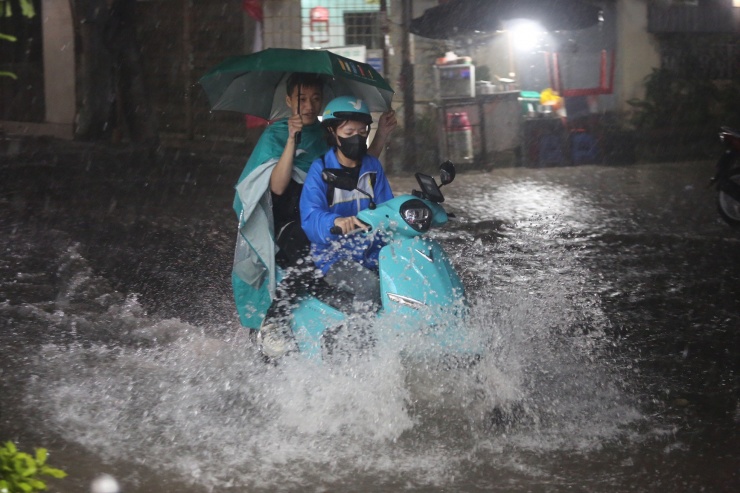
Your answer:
[199,48,394,120]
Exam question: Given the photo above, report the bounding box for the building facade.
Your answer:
[1,0,736,144]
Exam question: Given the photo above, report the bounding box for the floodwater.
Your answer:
[1,141,738,492]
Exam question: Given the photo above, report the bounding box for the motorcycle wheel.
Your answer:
[717,168,740,228]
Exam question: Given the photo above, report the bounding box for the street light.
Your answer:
[506,19,547,53]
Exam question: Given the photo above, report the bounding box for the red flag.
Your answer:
[243,0,263,22]
[245,115,268,129]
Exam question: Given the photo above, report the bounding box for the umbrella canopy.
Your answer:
[410,0,602,39]
[199,48,394,120]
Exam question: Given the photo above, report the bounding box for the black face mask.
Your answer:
[337,134,368,161]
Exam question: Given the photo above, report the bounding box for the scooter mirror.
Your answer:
[439,160,456,186]
[322,169,358,191]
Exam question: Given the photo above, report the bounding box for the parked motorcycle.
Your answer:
[257,161,473,363]
[712,126,740,227]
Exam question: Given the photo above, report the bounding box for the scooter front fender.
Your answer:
[712,150,740,202]
[712,150,738,185]
[291,297,346,359]
[378,237,466,319]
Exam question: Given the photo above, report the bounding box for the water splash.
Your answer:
[23,290,638,490]
[7,218,644,492]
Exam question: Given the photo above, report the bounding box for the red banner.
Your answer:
[242,0,263,22]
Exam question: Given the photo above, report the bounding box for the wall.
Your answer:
[137,0,250,140]
[2,0,253,141]
[615,0,661,111]
[0,0,74,139]
[264,0,303,49]
[4,0,663,143]
[42,0,75,137]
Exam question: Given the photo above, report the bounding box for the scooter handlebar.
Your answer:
[330,226,342,235]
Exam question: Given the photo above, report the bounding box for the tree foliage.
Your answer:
[628,34,740,131]
[0,0,36,79]
[0,441,67,493]
[627,67,717,129]
[0,0,35,18]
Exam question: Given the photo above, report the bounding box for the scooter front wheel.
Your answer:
[257,303,297,361]
[717,168,740,228]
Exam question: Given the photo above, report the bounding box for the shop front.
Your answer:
[434,46,617,168]
[433,54,522,168]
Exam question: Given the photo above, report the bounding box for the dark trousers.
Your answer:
[324,259,381,309]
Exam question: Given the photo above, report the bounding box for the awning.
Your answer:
[410,0,602,39]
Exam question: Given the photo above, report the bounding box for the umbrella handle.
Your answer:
[295,83,302,146]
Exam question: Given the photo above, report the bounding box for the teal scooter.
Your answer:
[258,161,470,362]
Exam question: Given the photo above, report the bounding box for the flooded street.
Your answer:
[1,141,738,492]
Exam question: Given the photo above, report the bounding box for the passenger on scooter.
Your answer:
[232,75,396,329]
[300,96,395,308]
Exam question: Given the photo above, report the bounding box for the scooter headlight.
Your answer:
[400,199,432,232]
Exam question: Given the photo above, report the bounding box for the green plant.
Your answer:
[0,0,36,79]
[413,107,442,171]
[627,67,717,130]
[0,441,67,493]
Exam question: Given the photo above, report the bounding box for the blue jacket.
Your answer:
[300,149,394,274]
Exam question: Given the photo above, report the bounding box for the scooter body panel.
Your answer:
[378,237,465,319]
[714,150,738,182]
[265,184,473,361]
[378,237,471,357]
[714,148,740,202]
[714,127,740,227]
[291,297,346,359]
[288,235,468,360]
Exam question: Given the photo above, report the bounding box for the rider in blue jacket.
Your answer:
[300,96,394,307]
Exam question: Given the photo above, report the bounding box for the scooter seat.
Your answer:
[280,267,356,315]
[303,278,356,315]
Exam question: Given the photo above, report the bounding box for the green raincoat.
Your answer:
[232,118,328,328]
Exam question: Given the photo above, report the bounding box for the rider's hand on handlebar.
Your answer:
[333,216,368,235]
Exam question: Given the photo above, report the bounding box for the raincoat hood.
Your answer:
[233,119,324,217]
